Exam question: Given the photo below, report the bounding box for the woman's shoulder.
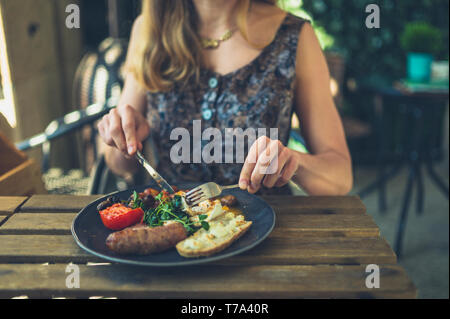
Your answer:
[249,3,308,47]
[252,3,310,27]
[282,13,312,44]
[284,13,310,28]
[277,8,311,40]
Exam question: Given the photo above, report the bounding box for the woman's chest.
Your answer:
[147,70,294,136]
[201,36,262,76]
[147,31,299,140]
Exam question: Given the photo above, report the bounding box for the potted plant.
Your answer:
[400,22,443,82]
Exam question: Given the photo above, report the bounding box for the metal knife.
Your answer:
[135,150,175,194]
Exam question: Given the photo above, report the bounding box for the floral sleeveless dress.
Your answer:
[144,14,308,195]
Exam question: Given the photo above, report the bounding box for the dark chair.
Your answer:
[15,98,121,194]
[16,38,130,195]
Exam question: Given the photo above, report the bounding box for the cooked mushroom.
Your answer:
[220,195,237,207]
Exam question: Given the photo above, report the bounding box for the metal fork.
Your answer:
[185,183,239,206]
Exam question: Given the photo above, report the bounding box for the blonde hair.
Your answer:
[127,0,277,92]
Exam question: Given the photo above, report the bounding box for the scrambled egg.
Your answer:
[187,199,224,226]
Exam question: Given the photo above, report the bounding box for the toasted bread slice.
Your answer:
[176,213,252,257]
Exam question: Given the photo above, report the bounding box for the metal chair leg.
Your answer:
[358,163,403,199]
[394,165,416,258]
[426,160,449,199]
[378,165,387,213]
[416,165,424,215]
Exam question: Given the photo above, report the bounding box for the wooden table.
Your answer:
[0,195,417,299]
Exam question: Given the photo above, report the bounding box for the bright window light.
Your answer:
[0,6,16,128]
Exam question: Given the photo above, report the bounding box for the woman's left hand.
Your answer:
[239,136,300,194]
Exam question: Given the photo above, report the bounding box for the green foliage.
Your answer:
[281,0,449,162]
[400,22,443,55]
[298,0,449,82]
[278,0,335,50]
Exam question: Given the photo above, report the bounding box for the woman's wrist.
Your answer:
[289,149,305,186]
[105,146,139,178]
[288,149,353,195]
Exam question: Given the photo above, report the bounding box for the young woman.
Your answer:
[97,0,353,195]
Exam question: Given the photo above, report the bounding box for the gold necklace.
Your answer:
[201,29,235,49]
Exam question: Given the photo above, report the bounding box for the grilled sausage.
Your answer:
[105,222,188,255]
[220,195,237,207]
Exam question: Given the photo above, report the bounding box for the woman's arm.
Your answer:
[292,23,352,195]
[98,16,150,178]
[239,23,353,195]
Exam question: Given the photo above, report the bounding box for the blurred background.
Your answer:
[0,0,448,298]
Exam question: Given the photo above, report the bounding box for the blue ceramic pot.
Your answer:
[407,52,433,82]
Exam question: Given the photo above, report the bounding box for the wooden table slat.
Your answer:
[0,213,76,235]
[20,195,101,212]
[20,195,367,215]
[0,212,380,238]
[0,263,417,299]
[273,214,379,237]
[0,196,28,216]
[0,235,396,265]
[263,195,366,214]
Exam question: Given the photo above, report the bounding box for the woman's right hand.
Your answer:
[98,105,150,157]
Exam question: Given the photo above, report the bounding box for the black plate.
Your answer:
[71,184,275,266]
